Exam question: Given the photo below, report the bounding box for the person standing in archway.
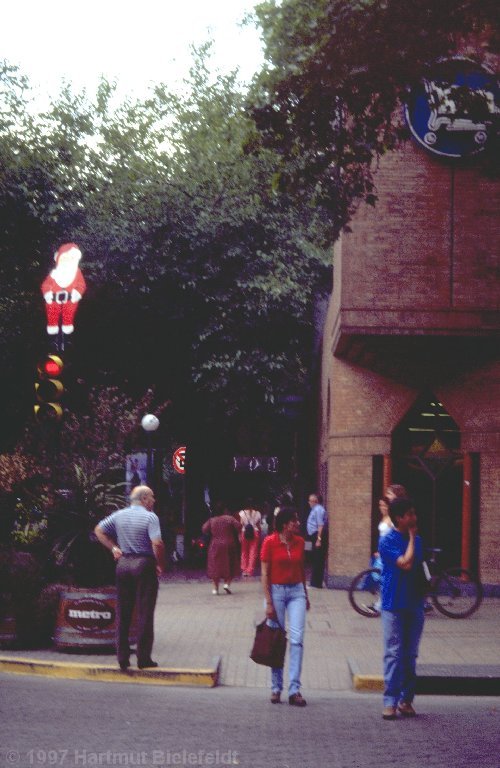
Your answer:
[306,493,328,588]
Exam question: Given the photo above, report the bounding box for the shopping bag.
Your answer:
[250,619,287,668]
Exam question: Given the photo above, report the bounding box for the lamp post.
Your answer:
[278,394,304,503]
[141,414,160,488]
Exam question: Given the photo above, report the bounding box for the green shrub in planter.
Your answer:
[0,548,44,648]
[34,584,65,647]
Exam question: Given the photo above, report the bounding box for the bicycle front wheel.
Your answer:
[348,568,381,617]
[432,568,483,618]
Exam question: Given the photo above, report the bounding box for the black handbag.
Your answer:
[250,619,287,668]
[244,523,255,540]
[243,511,255,540]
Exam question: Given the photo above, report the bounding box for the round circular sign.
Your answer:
[172,446,186,474]
[64,598,115,632]
[404,57,498,159]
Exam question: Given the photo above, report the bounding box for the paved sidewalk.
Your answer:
[1,571,499,692]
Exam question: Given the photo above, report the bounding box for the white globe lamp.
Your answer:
[141,414,160,432]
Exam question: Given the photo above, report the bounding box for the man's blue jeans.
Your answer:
[267,583,307,696]
[381,608,425,707]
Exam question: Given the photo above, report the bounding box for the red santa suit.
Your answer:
[41,243,86,334]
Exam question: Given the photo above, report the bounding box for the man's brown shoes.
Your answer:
[382,706,397,720]
[271,691,307,706]
[382,702,417,719]
[398,702,416,717]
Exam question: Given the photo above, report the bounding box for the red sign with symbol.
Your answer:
[172,446,186,474]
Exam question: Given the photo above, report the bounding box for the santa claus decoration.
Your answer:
[41,243,86,335]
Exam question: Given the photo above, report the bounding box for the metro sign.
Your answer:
[232,456,279,473]
[64,598,115,632]
[172,446,186,474]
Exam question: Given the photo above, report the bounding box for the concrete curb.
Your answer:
[0,654,221,687]
[348,658,500,696]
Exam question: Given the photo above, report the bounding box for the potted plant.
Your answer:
[0,546,46,649]
[0,459,54,649]
[2,386,169,649]
[49,460,126,586]
[49,461,128,650]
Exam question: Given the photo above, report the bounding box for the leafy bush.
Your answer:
[33,583,65,647]
[0,548,44,647]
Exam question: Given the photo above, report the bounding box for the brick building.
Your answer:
[318,137,500,592]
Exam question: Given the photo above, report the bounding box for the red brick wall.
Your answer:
[339,146,453,311]
[336,142,500,321]
[320,139,500,587]
[453,168,500,309]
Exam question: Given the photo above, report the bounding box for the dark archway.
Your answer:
[390,393,473,569]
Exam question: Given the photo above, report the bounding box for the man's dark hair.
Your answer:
[389,497,415,527]
[275,507,298,532]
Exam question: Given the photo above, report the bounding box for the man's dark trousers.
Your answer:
[310,532,327,588]
[116,555,158,667]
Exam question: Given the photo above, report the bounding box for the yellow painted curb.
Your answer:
[352,674,384,692]
[0,655,221,687]
[347,658,383,692]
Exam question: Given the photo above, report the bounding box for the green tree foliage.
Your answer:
[1,386,170,582]
[0,46,331,446]
[145,50,331,409]
[249,0,499,238]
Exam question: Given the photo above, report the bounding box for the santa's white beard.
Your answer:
[51,263,78,288]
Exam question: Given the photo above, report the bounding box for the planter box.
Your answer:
[0,617,16,649]
[54,586,137,650]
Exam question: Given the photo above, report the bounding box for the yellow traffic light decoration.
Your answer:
[34,355,64,422]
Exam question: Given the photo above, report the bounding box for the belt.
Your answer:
[121,553,154,558]
[54,290,71,303]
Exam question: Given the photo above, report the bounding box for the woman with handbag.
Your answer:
[260,507,310,706]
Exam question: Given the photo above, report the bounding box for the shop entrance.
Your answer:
[389,394,478,571]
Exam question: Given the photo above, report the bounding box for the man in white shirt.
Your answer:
[95,485,166,671]
[306,493,328,588]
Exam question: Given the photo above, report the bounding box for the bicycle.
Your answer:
[348,547,483,619]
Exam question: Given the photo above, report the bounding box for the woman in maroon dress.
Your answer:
[202,503,240,595]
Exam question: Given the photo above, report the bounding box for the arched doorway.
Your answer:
[390,393,478,571]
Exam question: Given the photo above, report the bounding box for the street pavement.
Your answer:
[1,566,499,693]
[1,675,499,768]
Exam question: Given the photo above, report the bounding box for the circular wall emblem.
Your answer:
[404,57,499,158]
[64,598,115,631]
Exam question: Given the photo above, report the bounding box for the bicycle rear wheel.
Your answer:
[432,568,483,618]
[348,568,381,617]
